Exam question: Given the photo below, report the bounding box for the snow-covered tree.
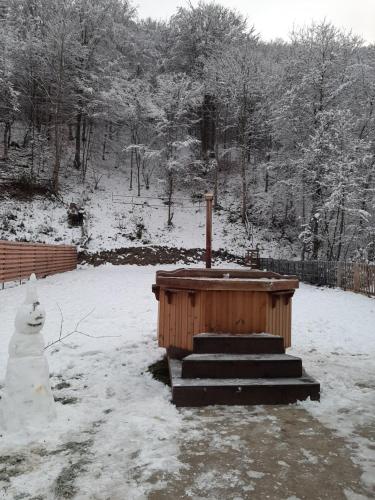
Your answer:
[154,74,202,225]
[168,1,248,76]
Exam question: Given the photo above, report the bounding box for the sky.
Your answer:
[136,0,375,44]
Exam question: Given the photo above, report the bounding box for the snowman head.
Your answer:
[15,274,46,335]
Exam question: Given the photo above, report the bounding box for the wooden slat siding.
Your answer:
[181,292,186,350]
[204,289,212,332]
[155,269,297,351]
[175,292,180,350]
[157,291,164,347]
[164,291,170,348]
[165,291,170,348]
[250,291,256,331]
[0,240,77,284]
[278,295,282,340]
[265,294,291,348]
[268,295,273,338]
[229,291,236,332]
[222,290,229,333]
[260,258,375,297]
[260,291,267,332]
[193,292,201,344]
[227,289,234,334]
[288,297,292,347]
[186,291,194,350]
[213,291,219,331]
[169,291,176,349]
[254,292,259,331]
[158,289,293,351]
[180,293,186,350]
[265,294,271,336]
[177,293,182,348]
[240,290,246,331]
[215,291,221,332]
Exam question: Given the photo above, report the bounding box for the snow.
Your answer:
[0,164,299,258]
[0,265,183,498]
[290,285,375,491]
[0,265,374,497]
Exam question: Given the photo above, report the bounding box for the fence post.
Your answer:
[353,264,360,292]
[337,262,342,289]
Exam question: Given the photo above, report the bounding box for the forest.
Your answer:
[1,0,375,262]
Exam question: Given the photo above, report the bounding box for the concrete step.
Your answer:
[182,353,302,379]
[193,333,285,355]
[169,359,320,407]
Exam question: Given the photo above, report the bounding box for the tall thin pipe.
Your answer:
[205,193,213,268]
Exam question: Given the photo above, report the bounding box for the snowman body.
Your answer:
[2,275,56,431]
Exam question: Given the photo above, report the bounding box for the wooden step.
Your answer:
[169,359,320,407]
[182,353,302,379]
[193,333,285,355]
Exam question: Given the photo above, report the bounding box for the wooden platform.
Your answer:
[168,333,320,407]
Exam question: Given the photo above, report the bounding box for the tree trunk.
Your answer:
[102,124,107,160]
[52,90,62,192]
[201,94,216,161]
[310,211,320,260]
[81,116,93,181]
[130,148,134,190]
[68,123,73,140]
[265,148,271,193]
[336,206,345,261]
[3,122,10,160]
[309,164,323,259]
[167,172,173,226]
[136,150,141,197]
[241,147,247,224]
[213,111,220,208]
[239,105,248,225]
[213,158,219,209]
[7,122,11,148]
[30,122,35,177]
[82,119,92,181]
[52,120,61,192]
[73,110,82,170]
[52,32,65,193]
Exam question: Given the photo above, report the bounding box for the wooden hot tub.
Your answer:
[152,268,299,354]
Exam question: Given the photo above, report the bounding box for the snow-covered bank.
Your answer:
[0,266,374,497]
[0,165,299,259]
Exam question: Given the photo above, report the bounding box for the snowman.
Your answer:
[2,274,56,431]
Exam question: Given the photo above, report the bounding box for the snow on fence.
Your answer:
[0,240,77,286]
[260,258,375,296]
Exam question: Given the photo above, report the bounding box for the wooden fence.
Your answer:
[0,240,77,286]
[260,258,375,296]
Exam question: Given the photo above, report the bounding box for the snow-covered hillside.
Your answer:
[0,266,374,498]
[0,163,299,259]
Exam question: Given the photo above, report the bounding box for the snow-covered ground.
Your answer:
[0,265,374,498]
[0,164,298,258]
[291,286,375,493]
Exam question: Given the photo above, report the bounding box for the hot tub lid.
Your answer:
[155,268,299,292]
